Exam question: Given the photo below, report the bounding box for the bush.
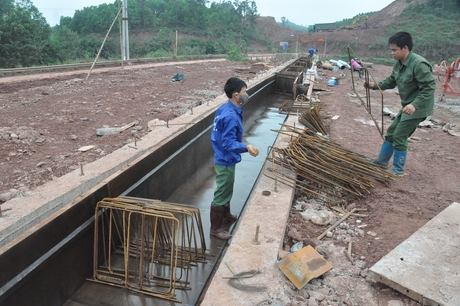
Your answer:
[226,43,248,61]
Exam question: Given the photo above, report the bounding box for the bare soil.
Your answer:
[0,59,274,197]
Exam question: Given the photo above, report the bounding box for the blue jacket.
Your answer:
[211,101,248,166]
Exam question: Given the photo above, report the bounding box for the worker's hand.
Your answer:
[363,81,374,89]
[246,145,259,157]
[402,104,416,115]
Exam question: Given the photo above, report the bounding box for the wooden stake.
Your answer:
[344,242,353,263]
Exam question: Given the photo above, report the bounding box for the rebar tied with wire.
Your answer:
[264,125,394,204]
[90,196,209,303]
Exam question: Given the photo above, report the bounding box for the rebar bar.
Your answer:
[347,46,385,140]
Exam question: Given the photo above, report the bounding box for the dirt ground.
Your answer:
[0,59,273,198]
[1,57,460,305]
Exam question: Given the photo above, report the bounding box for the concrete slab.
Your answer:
[370,202,460,306]
[200,115,298,306]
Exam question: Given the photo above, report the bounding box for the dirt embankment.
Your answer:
[256,0,430,58]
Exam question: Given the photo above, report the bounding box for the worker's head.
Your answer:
[224,77,247,103]
[388,32,413,51]
[388,32,412,62]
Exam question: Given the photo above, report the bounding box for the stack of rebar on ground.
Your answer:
[264,124,394,204]
[91,196,208,303]
[298,103,329,136]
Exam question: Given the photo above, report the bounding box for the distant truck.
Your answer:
[308,23,337,32]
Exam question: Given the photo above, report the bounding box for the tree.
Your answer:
[51,25,80,62]
[0,0,14,17]
[0,0,55,67]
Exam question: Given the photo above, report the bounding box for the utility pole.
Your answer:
[291,34,298,57]
[324,36,327,55]
[175,30,178,56]
[122,0,130,60]
[296,34,298,58]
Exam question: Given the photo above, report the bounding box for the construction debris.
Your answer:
[278,245,333,289]
[96,121,137,136]
[344,242,354,263]
[77,145,95,152]
[225,262,267,292]
[317,208,367,240]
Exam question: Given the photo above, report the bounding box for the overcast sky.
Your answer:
[32,0,395,27]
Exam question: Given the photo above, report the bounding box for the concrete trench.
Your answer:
[0,59,303,305]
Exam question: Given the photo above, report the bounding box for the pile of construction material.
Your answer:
[265,123,393,204]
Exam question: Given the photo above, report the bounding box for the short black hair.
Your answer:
[388,32,413,51]
[224,77,247,99]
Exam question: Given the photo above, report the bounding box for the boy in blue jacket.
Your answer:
[210,77,259,240]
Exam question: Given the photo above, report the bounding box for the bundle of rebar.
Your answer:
[91,196,208,302]
[298,103,328,136]
[264,124,394,204]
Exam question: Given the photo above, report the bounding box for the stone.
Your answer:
[287,228,302,241]
[36,162,46,168]
[307,291,325,302]
[0,189,20,202]
[346,203,357,211]
[387,300,405,306]
[307,297,319,306]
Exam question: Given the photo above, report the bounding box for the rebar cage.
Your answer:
[91,196,209,303]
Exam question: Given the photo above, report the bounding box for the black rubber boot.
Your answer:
[210,204,232,240]
[223,203,237,223]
